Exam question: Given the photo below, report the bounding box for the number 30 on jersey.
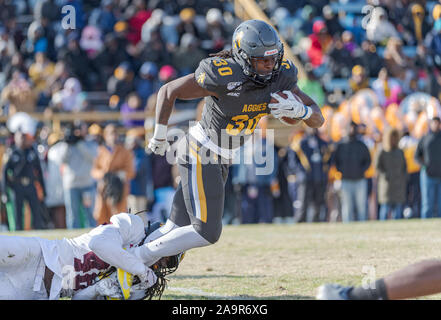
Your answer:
[212,59,232,76]
[226,113,267,136]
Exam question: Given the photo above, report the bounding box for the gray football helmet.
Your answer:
[232,19,284,85]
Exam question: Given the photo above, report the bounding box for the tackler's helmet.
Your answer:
[232,19,284,85]
[142,220,185,275]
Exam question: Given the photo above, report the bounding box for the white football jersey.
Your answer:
[36,213,147,299]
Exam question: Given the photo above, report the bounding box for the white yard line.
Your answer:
[167,286,239,299]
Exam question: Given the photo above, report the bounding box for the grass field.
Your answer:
[3,219,441,300]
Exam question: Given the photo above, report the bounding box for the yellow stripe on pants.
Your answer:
[189,146,207,223]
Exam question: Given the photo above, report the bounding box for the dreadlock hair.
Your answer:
[140,272,168,300]
[209,48,233,59]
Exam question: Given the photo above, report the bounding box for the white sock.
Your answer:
[144,219,178,244]
[135,225,211,267]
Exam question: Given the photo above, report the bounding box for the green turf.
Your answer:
[3,219,441,300]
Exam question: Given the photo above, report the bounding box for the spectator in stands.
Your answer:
[271,7,297,47]
[135,61,158,107]
[1,71,37,115]
[92,124,135,225]
[88,0,117,36]
[3,52,27,84]
[0,26,17,58]
[372,67,403,108]
[94,33,130,88]
[375,128,407,220]
[322,4,343,37]
[415,117,441,219]
[140,26,173,68]
[58,32,95,89]
[28,51,55,105]
[342,30,358,56]
[158,64,177,85]
[203,8,227,54]
[307,19,332,68]
[113,21,130,47]
[126,0,152,46]
[358,123,377,221]
[176,8,200,46]
[125,127,154,214]
[107,61,135,110]
[383,37,411,82]
[399,130,421,218]
[79,25,103,60]
[51,77,88,112]
[3,129,47,230]
[4,16,23,55]
[44,132,66,229]
[348,65,370,95]
[354,40,384,78]
[327,35,356,78]
[300,5,316,36]
[58,122,98,229]
[88,123,104,146]
[366,6,400,45]
[120,92,145,128]
[34,0,60,24]
[46,60,70,95]
[22,20,48,60]
[287,128,331,223]
[172,33,206,75]
[141,8,178,53]
[425,19,441,72]
[333,122,371,222]
[0,0,15,27]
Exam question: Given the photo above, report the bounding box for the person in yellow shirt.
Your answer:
[399,130,421,218]
[28,52,55,106]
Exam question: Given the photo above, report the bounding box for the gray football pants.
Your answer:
[135,135,230,266]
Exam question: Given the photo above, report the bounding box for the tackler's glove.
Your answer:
[95,276,123,299]
[268,90,312,120]
[138,267,158,288]
[147,124,170,156]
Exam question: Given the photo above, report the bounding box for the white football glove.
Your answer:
[138,267,158,288]
[148,138,170,156]
[95,276,123,299]
[148,123,170,156]
[268,90,312,120]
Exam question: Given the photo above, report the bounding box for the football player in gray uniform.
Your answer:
[134,19,324,268]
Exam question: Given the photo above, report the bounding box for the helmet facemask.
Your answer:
[232,20,284,86]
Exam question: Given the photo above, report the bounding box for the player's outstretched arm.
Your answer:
[155,73,217,127]
[290,85,324,129]
[383,259,441,300]
[317,259,441,300]
[148,73,217,155]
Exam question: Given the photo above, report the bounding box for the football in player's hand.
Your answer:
[270,91,301,125]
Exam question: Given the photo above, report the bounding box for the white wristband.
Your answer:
[153,123,168,140]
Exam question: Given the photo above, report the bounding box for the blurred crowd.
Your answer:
[2,0,441,231]
[0,0,238,116]
[232,0,441,223]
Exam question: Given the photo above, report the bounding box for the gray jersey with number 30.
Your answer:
[194,56,298,150]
